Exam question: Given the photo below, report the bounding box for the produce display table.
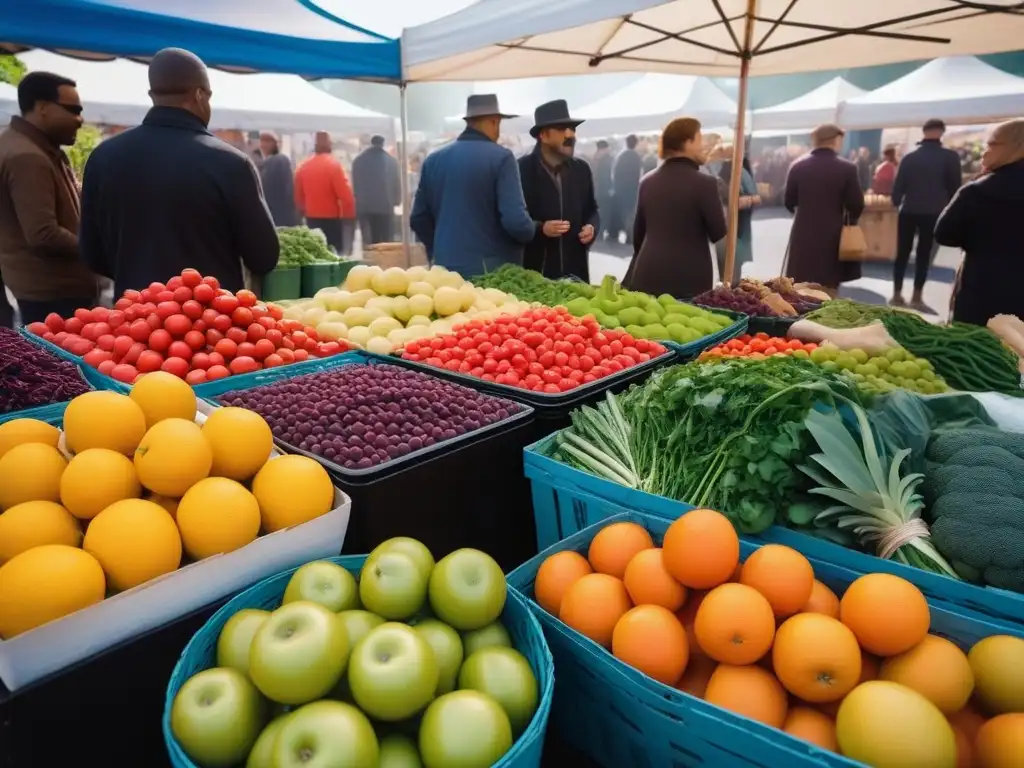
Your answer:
[860,198,898,261]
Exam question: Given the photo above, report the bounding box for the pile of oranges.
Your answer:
[534,510,1024,768]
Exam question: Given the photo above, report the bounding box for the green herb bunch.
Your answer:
[277,226,340,269]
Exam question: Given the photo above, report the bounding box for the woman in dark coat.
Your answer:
[936,119,1024,326]
[623,118,726,299]
[783,124,865,293]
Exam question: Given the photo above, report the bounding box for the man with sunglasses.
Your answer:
[79,48,279,298]
[0,71,98,324]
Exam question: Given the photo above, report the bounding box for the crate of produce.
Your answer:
[1,327,99,416]
[300,261,339,297]
[198,350,541,569]
[164,547,554,768]
[0,388,351,691]
[261,267,302,301]
[693,278,828,339]
[506,509,1023,768]
[17,327,130,393]
[665,305,748,358]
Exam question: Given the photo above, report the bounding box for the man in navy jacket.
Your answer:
[411,95,536,277]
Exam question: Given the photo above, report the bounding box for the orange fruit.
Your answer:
[129,371,196,428]
[948,702,986,743]
[704,664,789,728]
[773,613,862,703]
[975,713,1024,768]
[62,390,146,456]
[612,605,689,685]
[969,635,1024,715]
[535,551,592,616]
[950,725,974,768]
[818,650,880,717]
[881,634,975,714]
[694,583,775,665]
[622,548,687,611]
[61,448,142,520]
[586,522,653,579]
[134,418,213,497]
[740,545,814,617]
[840,573,930,656]
[252,456,335,533]
[675,653,717,699]
[0,442,67,511]
[0,501,81,565]
[802,580,840,618]
[83,499,182,592]
[0,418,60,459]
[783,706,838,752]
[559,573,632,648]
[176,477,261,561]
[201,407,274,482]
[662,509,739,589]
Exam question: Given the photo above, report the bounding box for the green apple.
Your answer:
[283,561,360,612]
[368,537,435,580]
[360,551,428,620]
[418,690,512,768]
[249,601,349,705]
[414,619,464,695]
[337,610,385,649]
[428,549,506,631]
[170,667,266,768]
[462,621,512,656]
[216,609,270,676]
[349,623,439,721]
[272,700,379,768]
[245,713,290,768]
[458,647,539,735]
[379,733,423,768]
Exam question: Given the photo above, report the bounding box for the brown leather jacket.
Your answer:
[0,117,97,300]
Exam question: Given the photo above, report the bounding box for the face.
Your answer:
[260,136,276,156]
[686,130,707,164]
[982,128,1011,170]
[40,84,83,146]
[540,125,576,158]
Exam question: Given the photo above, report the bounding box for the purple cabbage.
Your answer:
[0,327,92,415]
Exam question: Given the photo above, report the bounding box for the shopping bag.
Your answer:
[838,213,868,262]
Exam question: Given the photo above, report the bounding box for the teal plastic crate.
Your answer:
[0,401,70,426]
[506,509,1023,768]
[523,432,1024,626]
[163,555,554,768]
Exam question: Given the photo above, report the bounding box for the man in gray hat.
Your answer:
[410,94,536,276]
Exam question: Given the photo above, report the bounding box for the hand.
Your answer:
[543,220,571,237]
[579,224,595,244]
[751,195,762,206]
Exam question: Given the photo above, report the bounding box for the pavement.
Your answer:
[589,207,958,322]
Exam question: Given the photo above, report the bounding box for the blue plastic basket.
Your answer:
[163,554,554,768]
[523,433,1024,626]
[506,510,1023,768]
[199,350,535,480]
[17,327,130,392]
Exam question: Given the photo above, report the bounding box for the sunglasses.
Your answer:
[52,102,84,117]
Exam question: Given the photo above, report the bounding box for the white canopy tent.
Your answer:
[0,82,15,121]
[839,56,1024,129]
[574,74,739,136]
[752,77,865,131]
[19,50,394,134]
[402,0,1024,281]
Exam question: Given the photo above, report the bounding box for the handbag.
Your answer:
[838,212,868,262]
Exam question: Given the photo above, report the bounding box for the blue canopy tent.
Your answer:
[0,0,401,81]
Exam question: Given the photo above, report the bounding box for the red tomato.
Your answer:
[42,313,65,333]
[606,360,624,373]
[148,329,172,353]
[72,308,91,324]
[246,323,266,342]
[302,337,317,352]
[200,308,219,326]
[181,300,204,320]
[226,326,248,345]
[230,356,259,375]
[214,339,238,359]
[207,352,225,367]
[302,326,319,342]
[184,330,206,351]
[201,276,221,291]
[292,349,309,362]
[64,317,83,335]
[206,364,230,381]
[97,359,117,376]
[237,341,257,359]
[111,364,138,383]
[136,350,164,373]
[123,343,145,365]
[257,316,276,330]
[276,347,294,363]
[281,337,296,351]
[231,307,254,327]
[122,289,142,303]
[192,319,207,333]
[180,268,202,288]
[193,283,216,304]
[167,341,193,361]
[166,276,184,291]
[267,304,284,321]
[113,297,134,311]
[155,290,175,304]
[164,314,193,338]
[96,334,116,351]
[185,369,207,385]
[291,331,308,346]
[112,335,134,359]
[205,328,225,347]
[82,348,112,368]
[212,313,232,333]
[212,294,239,315]
[79,323,99,341]
[263,353,284,368]
[172,286,192,304]
[128,319,151,342]
[236,289,257,308]
[190,352,211,370]
[161,357,189,378]
[265,329,284,348]
[253,339,275,359]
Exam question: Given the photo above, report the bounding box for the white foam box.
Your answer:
[0,398,352,691]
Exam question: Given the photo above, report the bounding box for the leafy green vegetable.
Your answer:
[470,264,595,305]
[276,226,342,268]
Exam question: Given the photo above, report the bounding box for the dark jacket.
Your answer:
[891,139,962,215]
[591,152,613,199]
[0,118,97,301]
[784,148,865,286]
[612,148,643,206]
[260,152,299,227]
[410,127,536,276]
[351,145,400,216]
[80,107,279,296]
[518,145,600,281]
[623,157,726,299]
[936,159,1024,326]
[642,153,659,175]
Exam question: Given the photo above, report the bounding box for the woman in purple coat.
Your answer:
[783,124,865,294]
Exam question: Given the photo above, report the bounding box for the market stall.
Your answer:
[752,77,865,132]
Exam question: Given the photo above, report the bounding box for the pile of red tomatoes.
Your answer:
[401,306,668,393]
[25,269,350,385]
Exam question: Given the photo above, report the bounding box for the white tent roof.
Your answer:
[574,74,739,136]
[0,82,16,121]
[752,77,866,131]
[838,56,1024,129]
[402,0,1024,82]
[19,50,393,134]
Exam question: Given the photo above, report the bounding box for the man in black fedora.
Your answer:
[517,100,600,281]
[410,94,536,276]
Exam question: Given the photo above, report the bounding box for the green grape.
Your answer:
[850,348,869,364]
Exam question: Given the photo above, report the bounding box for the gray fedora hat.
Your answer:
[529,99,584,138]
[463,93,517,120]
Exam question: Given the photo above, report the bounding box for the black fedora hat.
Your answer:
[530,99,584,138]
[463,94,517,120]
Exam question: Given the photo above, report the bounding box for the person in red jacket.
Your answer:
[294,131,356,254]
[872,146,898,196]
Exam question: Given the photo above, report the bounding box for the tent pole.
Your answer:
[723,0,758,286]
[399,82,411,261]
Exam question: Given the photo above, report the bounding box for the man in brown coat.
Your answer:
[783,123,865,293]
[0,71,97,323]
